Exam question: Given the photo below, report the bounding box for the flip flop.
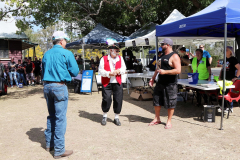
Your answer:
[148,121,161,126]
[164,124,172,129]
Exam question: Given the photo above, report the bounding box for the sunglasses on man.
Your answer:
[160,43,168,46]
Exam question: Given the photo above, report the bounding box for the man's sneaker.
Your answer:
[101,117,107,126]
[114,118,121,126]
[225,108,233,113]
[11,86,13,88]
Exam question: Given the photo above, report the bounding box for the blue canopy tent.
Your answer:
[155,0,240,130]
[66,23,129,49]
[149,47,162,54]
[66,24,129,69]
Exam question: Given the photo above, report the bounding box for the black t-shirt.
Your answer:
[22,61,28,67]
[122,49,134,70]
[16,64,25,73]
[26,63,33,73]
[34,60,41,71]
[190,58,210,67]
[220,57,238,80]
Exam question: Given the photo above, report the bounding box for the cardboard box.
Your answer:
[130,87,153,101]
[178,66,192,79]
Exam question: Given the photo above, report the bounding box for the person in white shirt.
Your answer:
[99,44,126,126]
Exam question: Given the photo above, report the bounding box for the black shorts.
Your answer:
[153,83,178,109]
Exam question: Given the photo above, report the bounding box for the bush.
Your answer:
[211,55,219,68]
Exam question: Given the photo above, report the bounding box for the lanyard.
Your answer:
[110,57,117,70]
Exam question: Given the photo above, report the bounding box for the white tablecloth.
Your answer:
[178,79,235,90]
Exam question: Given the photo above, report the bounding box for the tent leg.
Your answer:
[142,46,145,66]
[155,37,158,70]
[82,43,85,70]
[220,23,228,130]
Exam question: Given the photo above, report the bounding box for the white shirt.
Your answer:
[99,55,126,83]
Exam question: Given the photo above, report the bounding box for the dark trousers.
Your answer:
[102,83,123,114]
[196,90,208,104]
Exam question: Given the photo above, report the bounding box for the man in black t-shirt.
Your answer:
[26,59,35,85]
[16,59,27,85]
[149,38,181,129]
[122,48,134,70]
[33,57,41,84]
[22,57,28,67]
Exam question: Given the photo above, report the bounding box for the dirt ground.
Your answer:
[0,85,240,160]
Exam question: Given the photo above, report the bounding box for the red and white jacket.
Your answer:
[99,55,126,87]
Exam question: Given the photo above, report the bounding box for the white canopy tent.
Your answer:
[134,9,186,46]
[125,9,186,47]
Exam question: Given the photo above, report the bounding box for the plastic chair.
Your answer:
[218,80,240,119]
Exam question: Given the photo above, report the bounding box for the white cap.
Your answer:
[52,31,70,41]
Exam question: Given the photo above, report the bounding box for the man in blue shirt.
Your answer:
[42,31,79,159]
[199,45,212,64]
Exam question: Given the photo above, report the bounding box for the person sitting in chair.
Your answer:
[218,46,240,113]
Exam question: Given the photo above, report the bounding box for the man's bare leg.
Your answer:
[149,106,161,125]
[166,108,174,128]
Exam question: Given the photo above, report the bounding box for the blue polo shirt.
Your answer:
[203,50,211,59]
[42,45,79,82]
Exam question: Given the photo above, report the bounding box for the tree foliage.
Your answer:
[1,0,214,36]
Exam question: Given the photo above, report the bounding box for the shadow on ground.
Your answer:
[0,87,43,100]
[26,127,46,150]
[120,115,154,124]
[78,110,113,124]
[26,127,54,156]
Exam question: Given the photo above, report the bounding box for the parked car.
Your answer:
[217,59,223,67]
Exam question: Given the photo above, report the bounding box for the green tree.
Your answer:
[1,0,214,36]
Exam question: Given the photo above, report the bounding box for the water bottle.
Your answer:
[211,74,214,82]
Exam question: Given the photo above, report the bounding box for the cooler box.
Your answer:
[203,105,216,122]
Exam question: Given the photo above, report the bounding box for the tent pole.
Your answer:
[140,47,142,59]
[142,46,145,66]
[220,23,227,130]
[155,36,158,69]
[82,39,85,70]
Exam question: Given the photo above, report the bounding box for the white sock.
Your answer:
[115,114,119,119]
[103,113,107,118]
